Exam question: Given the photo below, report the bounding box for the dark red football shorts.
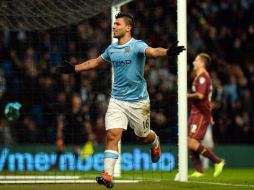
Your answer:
[188,114,210,141]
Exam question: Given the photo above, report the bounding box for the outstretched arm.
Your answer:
[75,56,106,72]
[56,56,106,74]
[145,47,168,57]
[145,41,185,58]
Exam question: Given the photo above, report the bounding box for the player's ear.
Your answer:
[126,25,132,32]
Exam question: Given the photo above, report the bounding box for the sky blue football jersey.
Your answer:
[101,38,149,101]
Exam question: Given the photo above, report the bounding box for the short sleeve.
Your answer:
[196,76,209,95]
[135,40,149,56]
[101,46,111,63]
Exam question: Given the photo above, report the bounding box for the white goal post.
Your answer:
[176,0,188,182]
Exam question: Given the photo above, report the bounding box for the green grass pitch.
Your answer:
[0,168,253,190]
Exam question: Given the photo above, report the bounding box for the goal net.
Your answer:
[0,0,185,186]
[0,0,125,31]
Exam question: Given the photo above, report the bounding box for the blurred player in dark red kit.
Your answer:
[187,53,225,178]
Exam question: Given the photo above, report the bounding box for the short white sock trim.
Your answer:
[149,135,159,149]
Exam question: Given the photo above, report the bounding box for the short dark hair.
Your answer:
[115,12,135,28]
[198,53,211,68]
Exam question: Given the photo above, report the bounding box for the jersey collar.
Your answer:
[117,38,134,47]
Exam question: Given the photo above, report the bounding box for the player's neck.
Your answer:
[118,35,132,45]
[196,67,206,76]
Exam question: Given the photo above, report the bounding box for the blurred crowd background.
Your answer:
[0,0,254,146]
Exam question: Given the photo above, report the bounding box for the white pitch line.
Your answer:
[0,179,141,184]
[190,180,254,188]
[0,176,80,179]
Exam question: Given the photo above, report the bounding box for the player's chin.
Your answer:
[113,34,119,38]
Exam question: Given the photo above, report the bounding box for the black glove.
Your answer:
[56,60,76,74]
[167,41,186,56]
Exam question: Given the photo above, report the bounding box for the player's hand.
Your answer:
[56,60,76,74]
[167,41,186,56]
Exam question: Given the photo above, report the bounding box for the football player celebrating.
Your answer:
[56,12,185,188]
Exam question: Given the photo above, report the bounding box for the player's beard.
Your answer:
[113,30,125,39]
